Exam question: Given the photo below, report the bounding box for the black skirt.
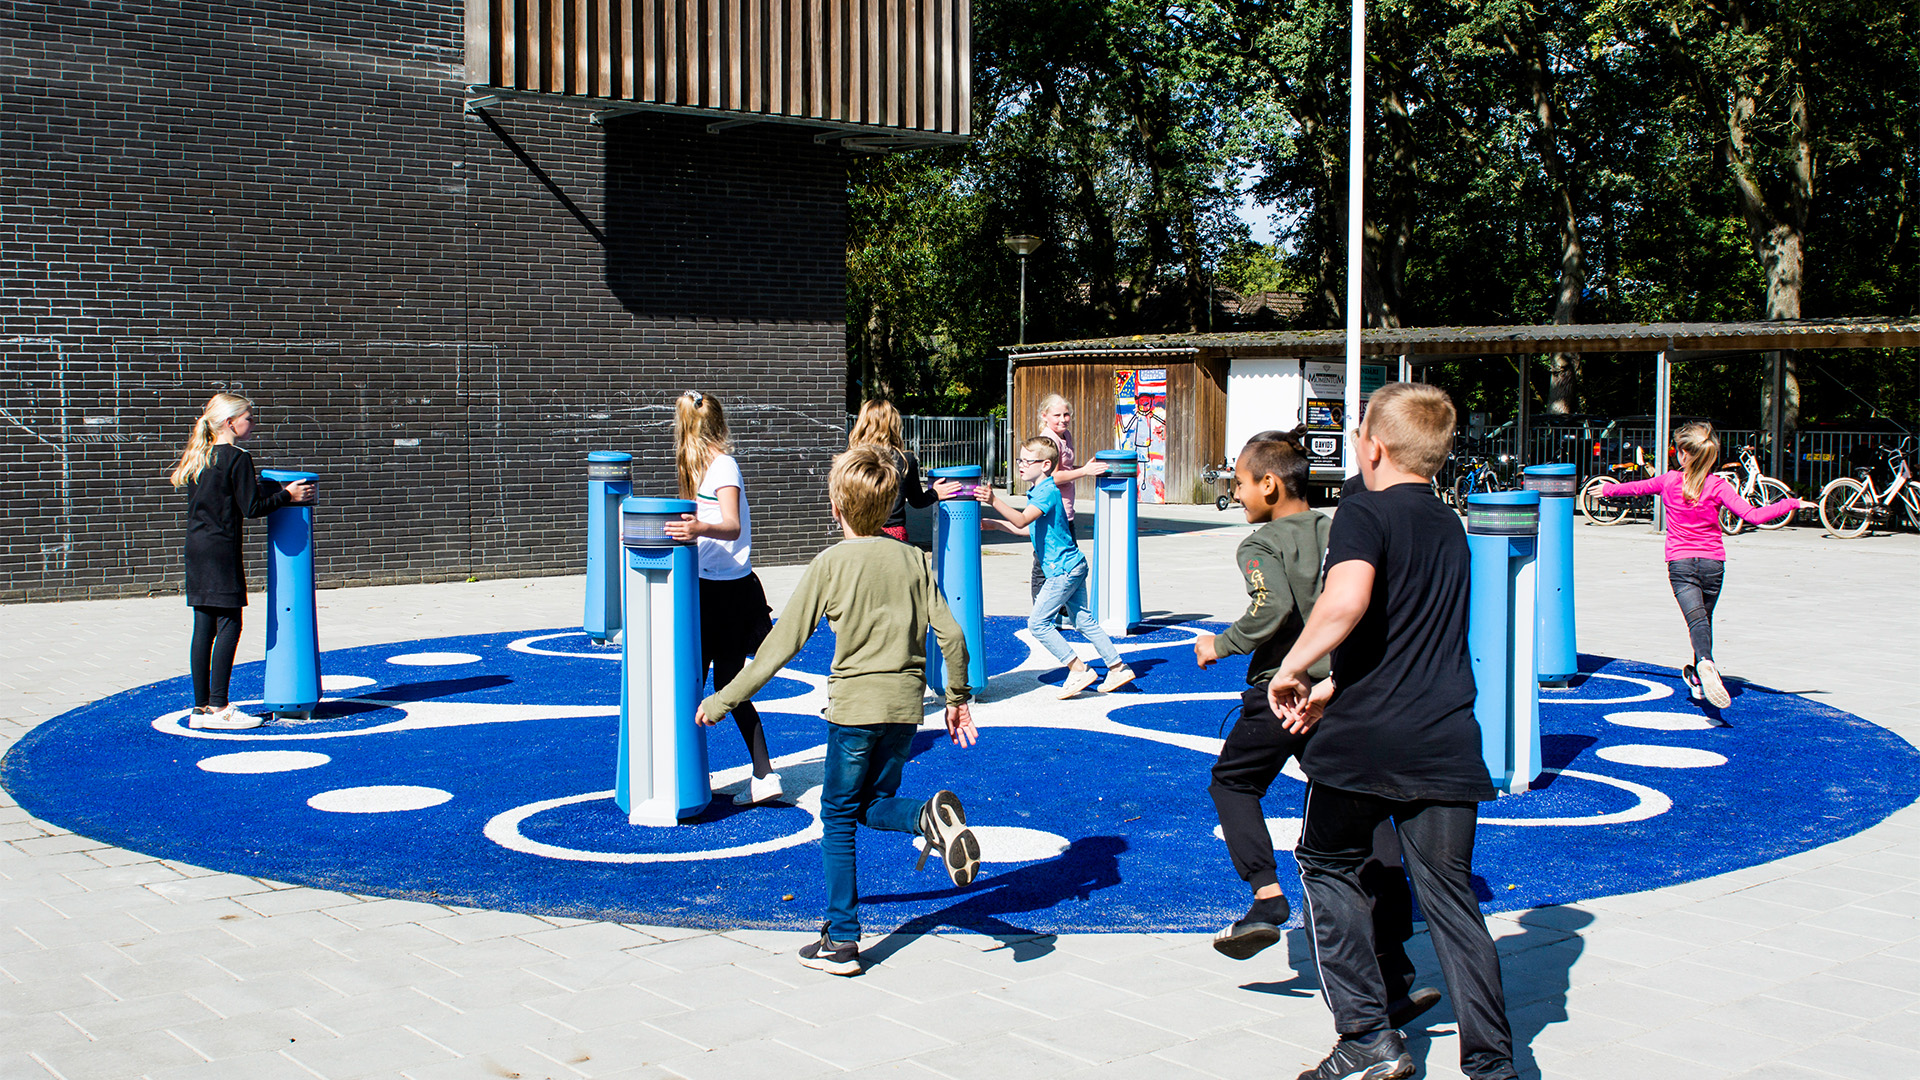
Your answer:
[699,573,774,662]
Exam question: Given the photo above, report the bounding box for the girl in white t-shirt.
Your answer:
[664,391,780,806]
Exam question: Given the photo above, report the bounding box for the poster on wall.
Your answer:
[1114,369,1168,503]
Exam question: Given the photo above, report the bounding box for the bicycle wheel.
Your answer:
[1453,473,1474,512]
[1754,478,1796,530]
[1819,478,1873,539]
[1580,476,1628,525]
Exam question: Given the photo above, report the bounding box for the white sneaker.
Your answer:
[1098,664,1136,694]
[1695,660,1732,708]
[1059,665,1099,698]
[734,772,783,806]
[191,705,263,730]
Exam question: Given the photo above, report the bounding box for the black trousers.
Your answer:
[700,575,774,778]
[1210,689,1416,1000]
[1667,557,1724,664]
[1298,782,1515,1080]
[190,605,243,709]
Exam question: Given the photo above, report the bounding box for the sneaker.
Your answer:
[916,790,981,886]
[734,772,783,806]
[1059,664,1099,698]
[1682,665,1705,702]
[1296,1029,1414,1080]
[797,929,862,976]
[1385,987,1442,1029]
[190,705,263,730]
[1696,659,1732,708]
[1098,663,1136,694]
[1213,894,1290,960]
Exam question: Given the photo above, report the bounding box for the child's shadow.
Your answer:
[858,835,1129,966]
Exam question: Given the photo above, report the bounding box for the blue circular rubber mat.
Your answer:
[5,617,1916,934]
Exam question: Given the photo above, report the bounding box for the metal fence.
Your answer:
[897,415,1009,479]
[1479,423,1903,493]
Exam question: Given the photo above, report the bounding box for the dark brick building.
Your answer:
[1,1,967,602]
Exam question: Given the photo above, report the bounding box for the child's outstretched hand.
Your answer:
[1194,634,1221,668]
[931,477,963,500]
[1268,668,1315,732]
[286,479,316,503]
[945,703,978,747]
[663,513,700,542]
[692,705,721,727]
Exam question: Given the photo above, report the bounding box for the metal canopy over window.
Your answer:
[464,0,971,149]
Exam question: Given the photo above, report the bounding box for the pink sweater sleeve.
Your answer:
[1599,471,1674,498]
[1707,475,1802,525]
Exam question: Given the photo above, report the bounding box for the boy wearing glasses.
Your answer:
[978,437,1135,697]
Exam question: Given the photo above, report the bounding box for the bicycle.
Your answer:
[1818,437,1918,539]
[1447,442,1519,511]
[1716,443,1797,536]
[1579,443,1661,525]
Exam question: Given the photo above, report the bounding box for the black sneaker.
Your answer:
[797,929,862,976]
[1297,1029,1414,1080]
[916,790,981,886]
[1386,987,1441,1029]
[1212,894,1290,960]
[1682,665,1705,702]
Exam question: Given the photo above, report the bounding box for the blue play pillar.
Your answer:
[1523,463,1579,686]
[926,466,988,694]
[260,470,320,718]
[1091,449,1142,637]
[1466,491,1543,795]
[584,451,633,643]
[614,497,711,826]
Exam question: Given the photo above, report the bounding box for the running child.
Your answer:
[169,392,315,730]
[700,445,981,975]
[664,391,780,805]
[1268,383,1517,1080]
[1030,394,1109,598]
[845,399,960,542]
[977,437,1134,697]
[1597,420,1806,708]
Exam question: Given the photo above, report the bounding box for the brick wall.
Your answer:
[0,1,849,602]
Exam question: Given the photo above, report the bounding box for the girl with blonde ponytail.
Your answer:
[662,391,781,805]
[1595,420,1806,710]
[171,393,314,730]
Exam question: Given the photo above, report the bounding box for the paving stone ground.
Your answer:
[2,502,1916,1080]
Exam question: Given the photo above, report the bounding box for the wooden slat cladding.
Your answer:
[465,0,970,137]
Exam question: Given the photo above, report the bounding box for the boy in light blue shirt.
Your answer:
[978,436,1135,697]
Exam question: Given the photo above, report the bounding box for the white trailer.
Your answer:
[1224,358,1385,496]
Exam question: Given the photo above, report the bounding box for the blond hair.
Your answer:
[673,391,732,500]
[1361,383,1455,479]
[1036,393,1070,428]
[1674,421,1720,505]
[829,445,899,536]
[169,392,253,487]
[847,399,905,453]
[1022,436,1060,466]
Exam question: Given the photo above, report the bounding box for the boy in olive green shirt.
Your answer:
[700,445,980,975]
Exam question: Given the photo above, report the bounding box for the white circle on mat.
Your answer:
[1604,710,1719,731]
[1596,744,1728,769]
[198,751,331,774]
[918,826,1069,864]
[308,785,452,813]
[385,652,481,667]
[1211,818,1302,851]
[321,674,377,691]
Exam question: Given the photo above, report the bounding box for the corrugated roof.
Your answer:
[1005,317,1920,359]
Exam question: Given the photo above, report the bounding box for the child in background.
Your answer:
[1030,394,1109,599]
[978,437,1134,697]
[845,399,960,542]
[664,391,780,805]
[169,392,315,730]
[700,445,981,975]
[1598,421,1806,709]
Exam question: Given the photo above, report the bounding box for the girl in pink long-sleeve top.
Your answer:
[1598,421,1807,708]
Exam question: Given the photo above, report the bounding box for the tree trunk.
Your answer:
[1506,25,1587,413]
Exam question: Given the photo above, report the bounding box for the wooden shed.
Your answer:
[1009,346,1226,504]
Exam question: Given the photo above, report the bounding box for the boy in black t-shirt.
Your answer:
[1268,384,1516,1080]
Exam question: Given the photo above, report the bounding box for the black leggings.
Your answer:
[190,606,243,709]
[1667,557,1724,664]
[707,653,773,778]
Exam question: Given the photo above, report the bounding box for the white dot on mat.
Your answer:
[307,785,452,813]
[1212,818,1302,851]
[385,652,481,667]
[917,826,1069,863]
[1603,710,1719,731]
[198,751,331,774]
[1596,744,1728,769]
[321,674,376,691]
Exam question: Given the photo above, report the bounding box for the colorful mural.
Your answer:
[1114,369,1168,503]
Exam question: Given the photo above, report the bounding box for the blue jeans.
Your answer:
[820,722,925,941]
[1030,561,1123,668]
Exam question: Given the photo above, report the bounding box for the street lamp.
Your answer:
[1004,234,1042,344]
